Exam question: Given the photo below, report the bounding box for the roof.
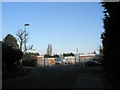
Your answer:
[80,54,96,57]
[37,56,44,58]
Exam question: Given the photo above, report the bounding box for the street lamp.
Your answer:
[24,24,29,71]
[25,24,30,27]
[24,24,29,52]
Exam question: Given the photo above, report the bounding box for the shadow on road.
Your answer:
[2,64,111,88]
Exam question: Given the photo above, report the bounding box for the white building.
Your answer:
[79,54,96,62]
[47,44,52,56]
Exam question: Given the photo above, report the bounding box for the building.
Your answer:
[47,44,52,56]
[79,54,96,63]
[37,54,96,66]
[37,56,44,67]
[45,58,55,66]
[64,56,76,64]
[37,56,55,67]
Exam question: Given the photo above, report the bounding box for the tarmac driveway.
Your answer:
[2,65,110,88]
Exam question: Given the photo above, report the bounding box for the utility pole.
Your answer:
[76,48,80,65]
[44,56,45,67]
[60,54,63,65]
[77,48,80,65]
[74,48,78,65]
[75,55,77,65]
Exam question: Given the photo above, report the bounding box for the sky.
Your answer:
[2,2,104,55]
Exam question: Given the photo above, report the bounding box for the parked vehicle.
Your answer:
[55,58,62,64]
[85,60,101,67]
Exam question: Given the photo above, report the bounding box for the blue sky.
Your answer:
[2,2,104,55]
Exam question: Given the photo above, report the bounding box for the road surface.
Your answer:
[3,64,110,88]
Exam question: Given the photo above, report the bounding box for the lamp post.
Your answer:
[23,24,29,71]
[24,24,29,53]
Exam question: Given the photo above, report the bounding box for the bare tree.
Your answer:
[16,29,29,52]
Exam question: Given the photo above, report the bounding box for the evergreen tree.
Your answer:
[3,34,19,48]
[101,2,120,87]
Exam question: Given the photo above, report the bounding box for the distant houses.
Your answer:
[36,56,44,67]
[36,54,96,67]
[79,54,96,63]
[37,56,55,67]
